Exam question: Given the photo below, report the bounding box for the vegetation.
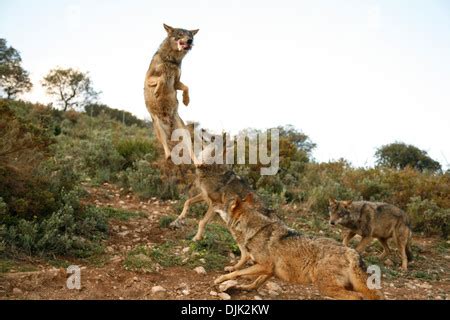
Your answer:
[0,39,32,99]
[375,142,442,173]
[42,68,99,111]
[124,223,238,272]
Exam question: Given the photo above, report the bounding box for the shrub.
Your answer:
[80,134,125,183]
[0,198,7,215]
[256,175,285,195]
[115,138,157,169]
[306,179,361,215]
[257,189,285,210]
[121,160,179,200]
[159,215,176,228]
[407,197,449,238]
[1,191,109,258]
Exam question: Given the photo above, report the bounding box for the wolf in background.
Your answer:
[329,199,413,271]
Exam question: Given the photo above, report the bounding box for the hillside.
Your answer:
[0,99,448,300]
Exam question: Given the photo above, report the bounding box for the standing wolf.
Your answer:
[144,24,199,160]
[215,194,383,300]
[329,199,413,271]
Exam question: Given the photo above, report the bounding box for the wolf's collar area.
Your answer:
[163,58,182,67]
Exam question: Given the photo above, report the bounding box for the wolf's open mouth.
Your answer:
[177,40,192,51]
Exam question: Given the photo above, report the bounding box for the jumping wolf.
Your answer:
[144,24,199,160]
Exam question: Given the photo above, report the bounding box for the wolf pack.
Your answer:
[144,24,414,300]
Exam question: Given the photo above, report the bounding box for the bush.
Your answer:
[0,100,81,220]
[407,197,449,238]
[120,160,179,200]
[80,133,125,183]
[1,191,109,258]
[306,179,361,215]
[0,197,7,215]
[115,138,157,169]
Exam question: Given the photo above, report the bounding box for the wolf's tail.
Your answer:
[349,252,384,300]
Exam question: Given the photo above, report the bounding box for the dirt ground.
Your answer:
[1,183,449,300]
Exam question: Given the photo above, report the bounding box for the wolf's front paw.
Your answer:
[192,235,203,242]
[224,266,235,273]
[214,275,228,285]
[183,91,190,106]
[169,219,185,229]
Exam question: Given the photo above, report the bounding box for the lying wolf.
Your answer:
[329,199,413,271]
[144,24,199,160]
[215,194,383,300]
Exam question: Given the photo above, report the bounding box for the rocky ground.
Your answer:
[0,183,449,300]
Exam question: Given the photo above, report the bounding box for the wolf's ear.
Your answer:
[329,199,337,207]
[230,197,242,214]
[163,23,175,34]
[243,193,254,205]
[190,29,199,36]
[343,200,353,207]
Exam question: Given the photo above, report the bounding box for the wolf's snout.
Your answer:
[330,221,336,226]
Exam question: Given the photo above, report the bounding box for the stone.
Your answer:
[182,289,190,296]
[135,254,152,263]
[218,292,231,300]
[182,247,190,254]
[384,259,394,267]
[151,285,167,297]
[268,290,280,297]
[12,288,23,295]
[110,255,123,263]
[194,266,207,275]
[406,283,416,290]
[210,291,218,296]
[219,280,238,292]
[254,296,263,300]
[265,281,282,292]
[417,283,432,290]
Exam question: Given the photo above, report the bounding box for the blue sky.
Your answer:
[1,0,449,168]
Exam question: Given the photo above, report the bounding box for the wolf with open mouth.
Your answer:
[144,24,199,161]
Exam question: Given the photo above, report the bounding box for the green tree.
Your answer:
[0,39,32,99]
[375,142,441,173]
[42,68,99,111]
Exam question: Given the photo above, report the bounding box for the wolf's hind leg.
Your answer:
[152,116,172,160]
[378,238,391,259]
[317,283,364,300]
[395,233,409,271]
